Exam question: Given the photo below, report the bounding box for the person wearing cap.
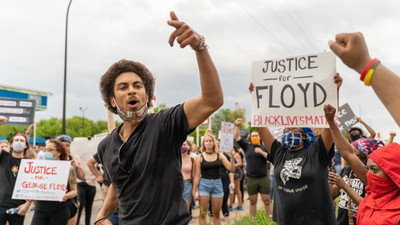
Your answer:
[56,135,85,225]
[94,11,223,225]
[324,104,400,224]
[328,138,384,225]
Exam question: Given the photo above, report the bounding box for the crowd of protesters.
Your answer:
[1,10,400,225]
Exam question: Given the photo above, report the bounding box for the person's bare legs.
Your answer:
[249,194,258,219]
[185,199,191,213]
[261,194,273,217]
[211,197,223,225]
[234,178,243,207]
[198,196,210,225]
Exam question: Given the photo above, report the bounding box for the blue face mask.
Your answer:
[281,133,302,149]
[43,153,55,160]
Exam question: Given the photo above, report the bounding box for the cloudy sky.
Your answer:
[1,0,399,140]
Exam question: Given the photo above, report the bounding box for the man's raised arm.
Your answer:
[167,11,223,130]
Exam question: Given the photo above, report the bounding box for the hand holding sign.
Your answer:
[168,11,201,49]
[329,32,371,74]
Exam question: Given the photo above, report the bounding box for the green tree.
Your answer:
[151,103,168,113]
[211,108,245,136]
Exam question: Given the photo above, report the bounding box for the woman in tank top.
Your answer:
[192,134,234,225]
[181,140,194,211]
[31,139,78,225]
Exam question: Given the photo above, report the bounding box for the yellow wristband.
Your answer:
[364,69,375,86]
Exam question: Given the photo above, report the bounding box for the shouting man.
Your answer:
[94,11,223,225]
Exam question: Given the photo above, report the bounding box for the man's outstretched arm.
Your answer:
[167,11,223,130]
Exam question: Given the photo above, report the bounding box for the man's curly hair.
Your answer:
[100,59,155,114]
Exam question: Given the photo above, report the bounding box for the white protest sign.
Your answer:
[12,159,71,201]
[251,52,337,128]
[219,122,235,152]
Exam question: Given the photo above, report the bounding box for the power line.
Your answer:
[276,1,321,51]
[234,0,295,55]
[263,0,314,53]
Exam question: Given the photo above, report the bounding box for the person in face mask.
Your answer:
[0,133,32,225]
[181,140,194,212]
[328,138,384,225]
[348,116,376,142]
[233,118,273,219]
[31,139,78,225]
[324,104,400,224]
[95,11,224,225]
[192,134,234,225]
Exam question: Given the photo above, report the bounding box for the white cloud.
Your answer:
[1,0,399,140]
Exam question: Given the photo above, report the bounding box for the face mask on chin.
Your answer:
[12,141,25,153]
[113,97,148,125]
[281,133,302,149]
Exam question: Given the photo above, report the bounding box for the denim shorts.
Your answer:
[182,179,193,200]
[198,177,224,198]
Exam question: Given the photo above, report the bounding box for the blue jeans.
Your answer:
[183,180,193,200]
[109,209,119,225]
[198,178,224,198]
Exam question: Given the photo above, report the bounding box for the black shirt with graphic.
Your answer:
[0,150,25,207]
[268,137,336,225]
[336,166,366,225]
[237,139,268,178]
[97,104,192,225]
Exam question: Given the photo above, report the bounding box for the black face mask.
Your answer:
[350,133,361,141]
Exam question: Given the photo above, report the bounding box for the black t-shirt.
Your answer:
[0,151,25,207]
[237,139,268,178]
[336,167,366,225]
[268,137,336,225]
[97,104,192,225]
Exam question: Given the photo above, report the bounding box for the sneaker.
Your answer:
[229,206,234,211]
[235,206,244,211]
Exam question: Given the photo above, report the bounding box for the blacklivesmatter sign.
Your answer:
[251,52,337,128]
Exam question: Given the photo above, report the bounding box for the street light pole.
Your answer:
[79,107,88,130]
[62,0,73,134]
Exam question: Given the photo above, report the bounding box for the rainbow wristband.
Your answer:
[360,58,378,81]
[364,61,380,86]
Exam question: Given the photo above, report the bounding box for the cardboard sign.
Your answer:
[0,98,36,126]
[12,159,71,201]
[219,122,235,152]
[336,103,358,131]
[251,52,337,128]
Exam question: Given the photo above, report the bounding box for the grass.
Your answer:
[232,208,277,225]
